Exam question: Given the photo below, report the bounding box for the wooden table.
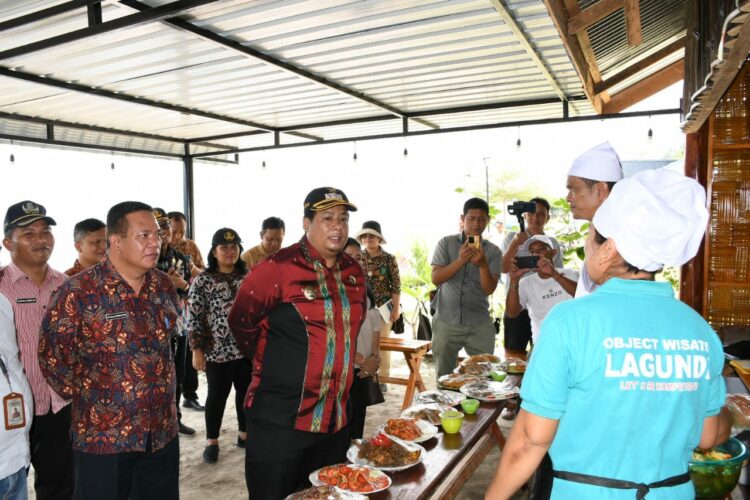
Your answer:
[379,337,432,410]
[370,401,509,500]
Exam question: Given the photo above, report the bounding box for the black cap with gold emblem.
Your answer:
[4,200,57,232]
[212,227,242,246]
[152,207,169,225]
[303,187,357,214]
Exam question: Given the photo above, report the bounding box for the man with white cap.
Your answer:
[487,169,732,499]
[565,142,623,297]
[505,235,578,344]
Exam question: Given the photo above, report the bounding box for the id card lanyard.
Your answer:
[0,355,26,430]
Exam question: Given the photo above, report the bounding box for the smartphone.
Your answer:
[467,235,481,249]
[516,255,539,269]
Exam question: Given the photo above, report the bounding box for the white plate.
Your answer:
[400,403,455,425]
[413,389,465,406]
[347,435,426,472]
[379,418,439,443]
[460,381,520,402]
[309,464,391,495]
[284,485,366,499]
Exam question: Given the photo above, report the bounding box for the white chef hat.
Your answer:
[592,169,708,272]
[567,142,624,182]
[522,235,554,253]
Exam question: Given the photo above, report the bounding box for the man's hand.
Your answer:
[508,260,527,282]
[192,349,206,372]
[358,355,380,378]
[167,267,188,291]
[513,231,530,247]
[459,240,478,264]
[468,241,488,267]
[536,256,555,276]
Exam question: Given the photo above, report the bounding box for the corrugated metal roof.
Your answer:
[0,0,679,158]
[581,0,688,82]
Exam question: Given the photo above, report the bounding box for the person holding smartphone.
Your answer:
[431,197,502,378]
[506,235,578,345]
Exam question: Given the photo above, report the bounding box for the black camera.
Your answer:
[507,201,537,216]
[516,255,539,269]
[507,201,537,232]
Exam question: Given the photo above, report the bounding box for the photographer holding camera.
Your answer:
[505,235,578,344]
[500,198,571,357]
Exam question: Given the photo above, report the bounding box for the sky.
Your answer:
[0,83,685,273]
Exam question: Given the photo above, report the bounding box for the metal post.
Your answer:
[182,144,195,239]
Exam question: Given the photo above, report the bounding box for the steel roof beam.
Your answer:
[0,110,186,143]
[190,108,681,158]
[0,0,103,33]
[0,67,275,131]
[0,0,219,61]
[117,0,440,130]
[0,133,183,158]
[489,0,568,102]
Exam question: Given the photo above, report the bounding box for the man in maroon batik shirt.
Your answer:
[229,187,367,499]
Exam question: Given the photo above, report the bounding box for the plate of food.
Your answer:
[460,381,520,402]
[285,485,366,499]
[438,373,482,390]
[400,403,455,425]
[454,354,502,376]
[380,417,438,443]
[498,357,527,374]
[310,464,391,495]
[348,433,426,471]
[413,389,465,406]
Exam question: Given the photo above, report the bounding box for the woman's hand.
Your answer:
[389,304,400,323]
[358,355,380,378]
[192,349,206,372]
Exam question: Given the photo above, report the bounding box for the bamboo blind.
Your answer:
[704,62,750,328]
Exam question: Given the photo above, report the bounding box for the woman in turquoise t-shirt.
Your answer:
[486,169,733,499]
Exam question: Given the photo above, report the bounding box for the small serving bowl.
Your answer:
[489,370,507,382]
[460,398,480,414]
[690,437,748,498]
[440,410,465,434]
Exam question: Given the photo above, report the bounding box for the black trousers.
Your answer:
[205,359,251,439]
[73,437,179,500]
[348,369,368,440]
[30,405,74,500]
[503,309,532,351]
[173,336,186,418]
[183,343,199,401]
[244,411,350,499]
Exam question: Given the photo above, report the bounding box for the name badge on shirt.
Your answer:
[3,393,25,430]
[105,312,128,321]
[16,298,36,304]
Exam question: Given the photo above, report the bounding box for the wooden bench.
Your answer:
[379,337,432,410]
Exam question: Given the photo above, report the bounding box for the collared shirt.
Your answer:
[188,270,246,363]
[574,263,598,298]
[431,233,502,327]
[240,244,268,269]
[39,258,179,454]
[228,236,366,434]
[357,250,400,307]
[522,279,725,499]
[500,231,563,294]
[0,293,33,479]
[0,263,68,415]
[64,259,85,277]
[173,238,205,269]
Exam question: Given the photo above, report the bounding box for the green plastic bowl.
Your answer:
[460,398,480,414]
[689,437,748,499]
[440,410,464,434]
[490,370,507,382]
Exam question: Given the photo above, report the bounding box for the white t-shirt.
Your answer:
[0,293,33,479]
[500,231,564,294]
[519,268,579,342]
[574,262,598,298]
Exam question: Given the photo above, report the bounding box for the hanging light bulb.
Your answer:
[403,147,408,157]
[647,114,653,141]
[262,160,266,168]
[515,126,522,149]
[110,151,115,170]
[9,139,14,163]
[353,141,358,161]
